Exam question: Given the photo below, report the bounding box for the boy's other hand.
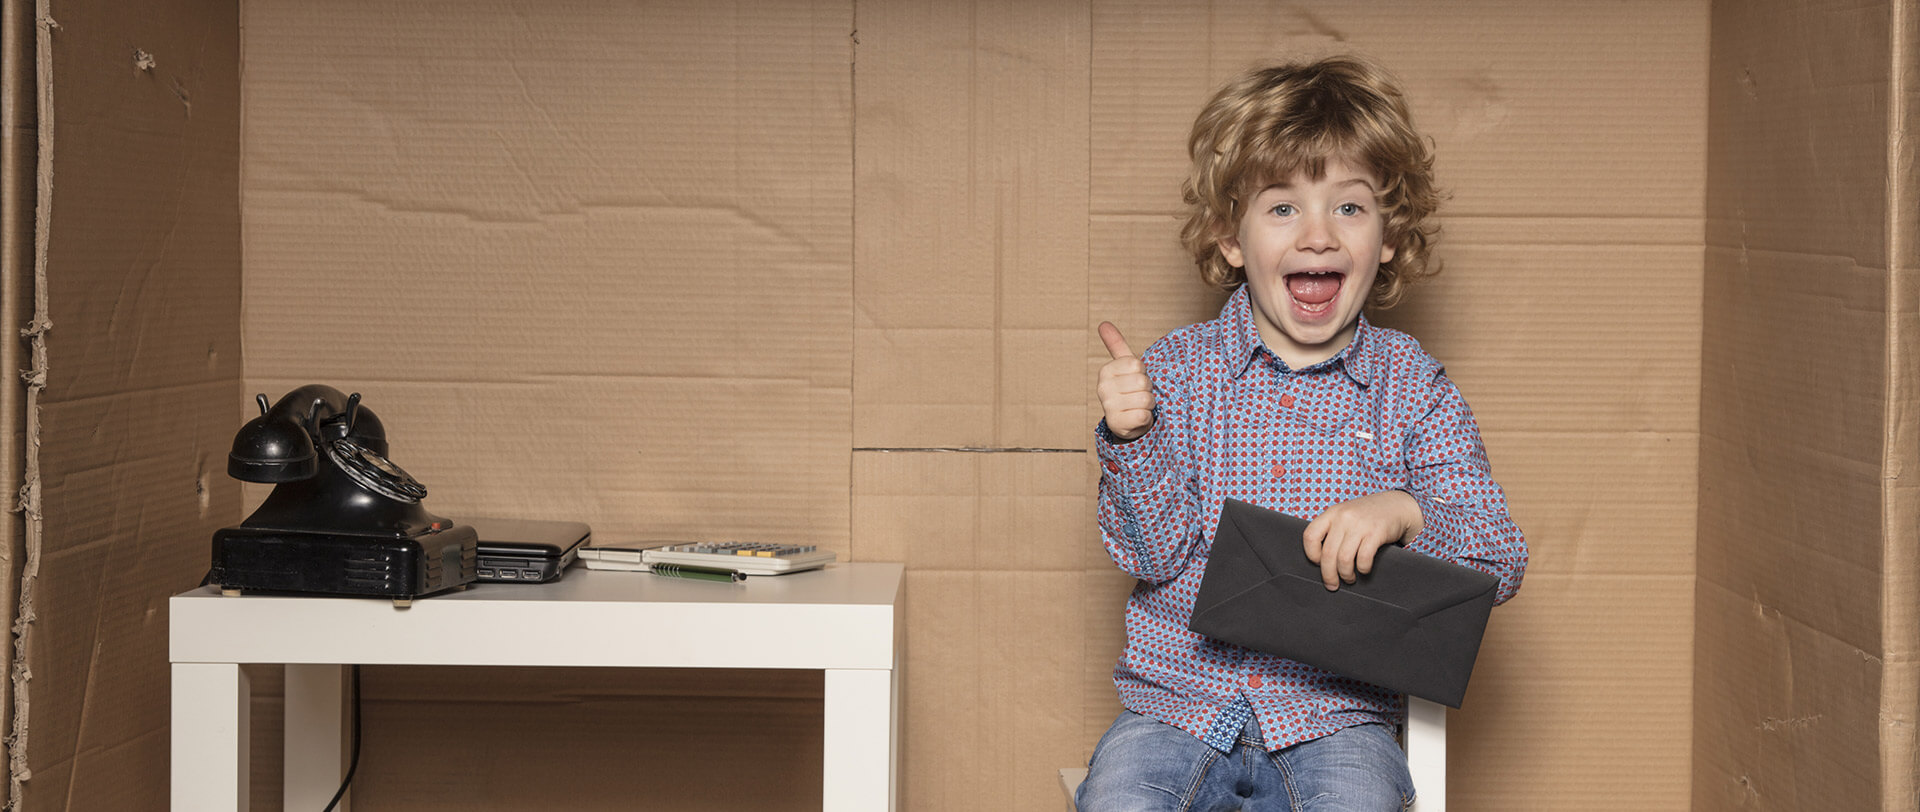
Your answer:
[1097,321,1157,441]
[1302,490,1424,591]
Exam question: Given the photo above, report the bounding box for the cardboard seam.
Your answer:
[6,5,52,809]
[847,0,862,573]
[0,0,29,809]
[851,447,1085,454]
[243,374,843,388]
[1882,1,1919,807]
[250,186,836,234]
[991,184,1004,445]
[30,377,284,413]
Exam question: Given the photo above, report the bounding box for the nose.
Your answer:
[1297,212,1338,252]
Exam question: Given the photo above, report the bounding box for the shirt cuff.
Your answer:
[1096,418,1173,493]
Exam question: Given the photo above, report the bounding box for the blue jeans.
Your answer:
[1076,710,1414,811]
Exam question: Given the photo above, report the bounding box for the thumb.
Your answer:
[1098,321,1135,360]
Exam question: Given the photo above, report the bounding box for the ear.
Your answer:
[1378,240,1397,266]
[1218,233,1245,269]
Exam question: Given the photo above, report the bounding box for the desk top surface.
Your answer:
[174,561,904,609]
[171,562,905,668]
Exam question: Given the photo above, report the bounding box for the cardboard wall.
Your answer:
[1696,1,1919,809]
[15,1,1912,811]
[15,1,244,811]
[230,2,1709,810]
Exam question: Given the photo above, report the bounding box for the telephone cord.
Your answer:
[321,665,362,812]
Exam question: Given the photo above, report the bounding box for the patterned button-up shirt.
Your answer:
[1095,285,1527,752]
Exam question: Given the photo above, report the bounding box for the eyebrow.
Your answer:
[1261,176,1379,194]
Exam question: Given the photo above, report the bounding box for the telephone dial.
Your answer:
[209,384,477,606]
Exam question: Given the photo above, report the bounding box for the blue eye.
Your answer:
[1270,203,1295,217]
[1336,203,1362,216]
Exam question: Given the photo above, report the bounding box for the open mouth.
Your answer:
[1285,270,1346,316]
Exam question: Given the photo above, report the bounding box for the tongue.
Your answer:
[1287,274,1341,305]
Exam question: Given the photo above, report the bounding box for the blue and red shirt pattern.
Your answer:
[1095,285,1527,753]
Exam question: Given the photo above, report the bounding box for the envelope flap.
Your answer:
[1369,546,1499,618]
[1220,498,1310,578]
[1216,499,1497,617]
[1192,502,1287,620]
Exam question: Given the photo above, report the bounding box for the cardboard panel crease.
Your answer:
[0,0,38,800]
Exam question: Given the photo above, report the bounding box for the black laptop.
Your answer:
[468,517,591,584]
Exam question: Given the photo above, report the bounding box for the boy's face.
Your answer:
[1219,157,1395,369]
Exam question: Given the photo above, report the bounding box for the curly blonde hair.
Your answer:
[1179,55,1442,309]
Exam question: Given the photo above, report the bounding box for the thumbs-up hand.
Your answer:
[1097,321,1157,442]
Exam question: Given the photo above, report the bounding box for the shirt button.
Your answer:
[1280,394,1296,408]
[1104,461,1120,474]
[1248,674,1263,688]
[1270,464,1286,478]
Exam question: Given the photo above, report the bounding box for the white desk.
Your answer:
[169,563,904,811]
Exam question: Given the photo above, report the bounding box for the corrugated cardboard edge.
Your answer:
[0,1,33,808]
[1884,1,1918,807]
[5,3,51,808]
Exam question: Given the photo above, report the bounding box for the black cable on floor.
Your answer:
[321,665,362,812]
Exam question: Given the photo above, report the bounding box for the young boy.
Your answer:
[1080,56,1528,811]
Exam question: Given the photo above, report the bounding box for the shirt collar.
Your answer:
[1221,284,1376,387]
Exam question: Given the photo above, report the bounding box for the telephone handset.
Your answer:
[228,385,435,532]
[211,385,477,605]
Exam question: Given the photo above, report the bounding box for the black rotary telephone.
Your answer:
[209,384,477,605]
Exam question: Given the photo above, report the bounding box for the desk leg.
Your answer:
[285,664,349,810]
[823,667,896,811]
[172,662,249,811]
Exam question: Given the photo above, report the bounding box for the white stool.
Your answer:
[1060,697,1446,811]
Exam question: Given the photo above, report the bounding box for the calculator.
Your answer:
[639,541,837,575]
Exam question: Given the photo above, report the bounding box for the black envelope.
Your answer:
[1187,498,1497,708]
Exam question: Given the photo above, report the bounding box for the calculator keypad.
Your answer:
[643,541,836,575]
